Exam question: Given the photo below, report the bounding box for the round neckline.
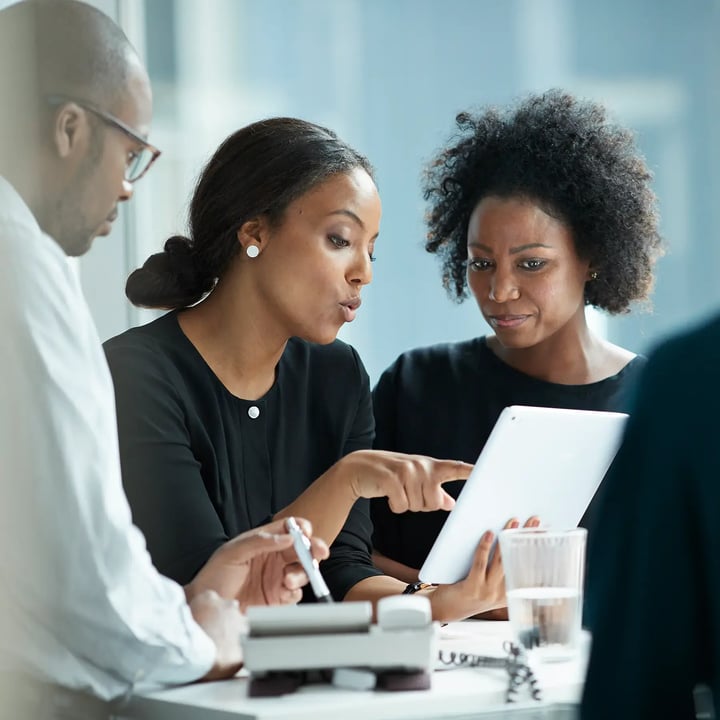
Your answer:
[166,310,281,404]
[476,336,641,391]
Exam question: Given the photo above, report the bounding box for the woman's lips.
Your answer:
[339,297,362,322]
[488,314,530,329]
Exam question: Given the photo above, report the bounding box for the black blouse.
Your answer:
[104,311,382,599]
[371,336,646,570]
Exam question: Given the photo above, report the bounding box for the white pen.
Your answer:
[285,517,334,603]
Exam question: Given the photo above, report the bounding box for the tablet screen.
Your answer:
[419,405,627,584]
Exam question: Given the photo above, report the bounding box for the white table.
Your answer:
[118,622,587,720]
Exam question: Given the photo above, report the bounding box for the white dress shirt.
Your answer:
[0,177,215,701]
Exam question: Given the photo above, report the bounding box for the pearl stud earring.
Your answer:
[246,245,260,258]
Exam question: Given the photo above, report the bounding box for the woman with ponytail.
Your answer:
[104,117,511,621]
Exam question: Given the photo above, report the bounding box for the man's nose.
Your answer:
[119,178,134,202]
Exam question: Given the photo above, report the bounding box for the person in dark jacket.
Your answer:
[582,315,720,719]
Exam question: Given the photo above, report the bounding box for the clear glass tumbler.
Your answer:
[499,527,587,662]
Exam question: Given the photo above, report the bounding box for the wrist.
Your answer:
[397,583,453,623]
[184,580,198,603]
[402,581,436,595]
[334,451,365,502]
[427,585,468,624]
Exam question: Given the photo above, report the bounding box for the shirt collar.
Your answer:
[0,175,69,262]
[0,175,41,231]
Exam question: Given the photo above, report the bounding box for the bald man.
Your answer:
[0,2,325,717]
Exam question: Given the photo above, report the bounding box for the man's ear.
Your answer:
[52,102,90,159]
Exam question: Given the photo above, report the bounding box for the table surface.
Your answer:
[118,621,587,720]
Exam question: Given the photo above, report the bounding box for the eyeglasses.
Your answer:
[46,94,161,183]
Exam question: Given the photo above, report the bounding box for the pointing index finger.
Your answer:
[434,459,474,482]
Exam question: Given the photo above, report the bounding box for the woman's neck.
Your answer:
[177,278,287,401]
[487,316,632,385]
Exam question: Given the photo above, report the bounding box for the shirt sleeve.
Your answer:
[318,346,384,599]
[104,340,229,585]
[0,216,215,699]
[581,332,715,719]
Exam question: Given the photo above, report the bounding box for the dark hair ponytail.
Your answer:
[125,235,216,308]
[125,117,373,310]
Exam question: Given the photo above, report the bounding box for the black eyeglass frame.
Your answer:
[46,94,161,182]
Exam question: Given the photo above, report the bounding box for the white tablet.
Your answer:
[418,405,628,584]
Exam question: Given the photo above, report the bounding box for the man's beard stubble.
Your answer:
[53,124,107,257]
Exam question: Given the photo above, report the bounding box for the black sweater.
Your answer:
[104,311,382,599]
[371,336,646,569]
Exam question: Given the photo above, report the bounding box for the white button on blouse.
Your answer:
[248,406,260,419]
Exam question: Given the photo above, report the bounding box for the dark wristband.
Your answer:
[402,581,435,595]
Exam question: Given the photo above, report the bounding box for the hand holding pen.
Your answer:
[285,516,334,603]
[186,517,330,610]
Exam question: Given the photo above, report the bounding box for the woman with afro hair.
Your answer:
[371,90,663,598]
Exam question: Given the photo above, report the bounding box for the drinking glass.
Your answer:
[499,528,587,662]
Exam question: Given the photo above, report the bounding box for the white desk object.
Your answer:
[118,621,587,720]
[242,597,437,693]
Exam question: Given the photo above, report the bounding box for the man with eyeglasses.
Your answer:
[0,1,325,718]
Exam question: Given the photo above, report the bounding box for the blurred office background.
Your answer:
[19,0,720,383]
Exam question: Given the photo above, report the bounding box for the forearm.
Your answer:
[371,550,419,584]
[343,574,409,608]
[343,576,453,624]
[275,462,357,546]
[345,575,504,624]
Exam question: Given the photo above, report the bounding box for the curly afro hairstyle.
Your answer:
[423,90,663,314]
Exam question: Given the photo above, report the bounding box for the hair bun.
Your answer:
[163,235,197,282]
[125,235,215,309]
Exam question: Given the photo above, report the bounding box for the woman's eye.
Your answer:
[329,235,350,249]
[368,252,377,263]
[126,150,139,167]
[467,258,493,272]
[519,258,547,271]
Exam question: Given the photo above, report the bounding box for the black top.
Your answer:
[371,336,646,570]
[582,316,720,719]
[104,312,382,599]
